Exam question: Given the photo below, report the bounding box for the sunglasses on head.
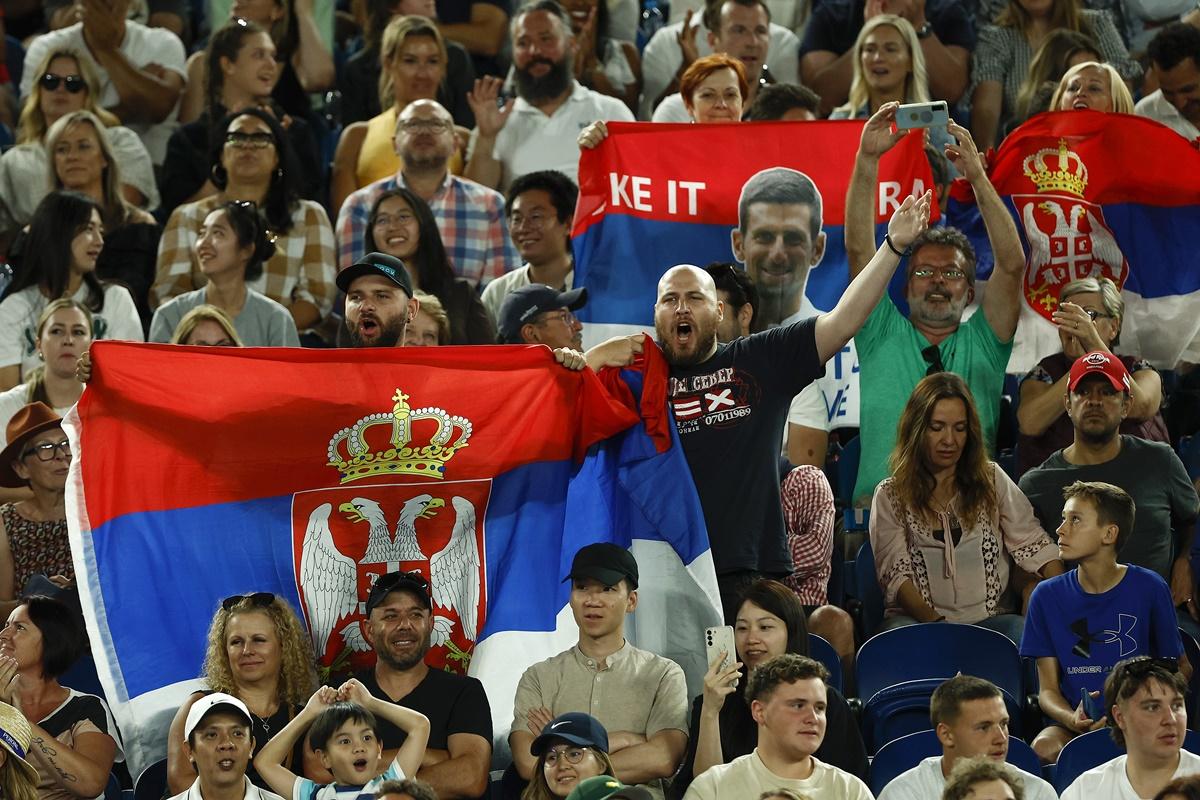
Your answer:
[221,591,275,611]
[41,73,87,93]
[372,570,429,594]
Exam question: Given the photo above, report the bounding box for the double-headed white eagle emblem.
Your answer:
[298,493,482,659]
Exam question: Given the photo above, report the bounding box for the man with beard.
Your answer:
[463,0,634,192]
[336,99,518,288]
[626,178,933,620]
[1019,352,1200,636]
[355,570,493,799]
[340,253,420,348]
[845,103,1024,506]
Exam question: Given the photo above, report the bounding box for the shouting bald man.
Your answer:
[594,189,933,621]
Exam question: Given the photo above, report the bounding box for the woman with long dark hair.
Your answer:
[153,108,336,335]
[364,187,494,343]
[870,372,1064,643]
[0,191,142,391]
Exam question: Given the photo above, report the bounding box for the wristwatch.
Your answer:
[916,21,933,38]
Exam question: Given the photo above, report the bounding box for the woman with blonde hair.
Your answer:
[0,300,92,437]
[1049,60,1135,114]
[170,304,245,347]
[165,593,317,794]
[0,49,157,246]
[870,372,1064,644]
[331,15,465,213]
[970,0,1139,150]
[0,701,40,800]
[521,713,616,800]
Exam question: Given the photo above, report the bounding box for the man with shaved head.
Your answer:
[592,188,934,621]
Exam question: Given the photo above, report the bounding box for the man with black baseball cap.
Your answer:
[508,543,688,800]
[498,284,587,351]
[353,570,493,799]
[338,252,419,348]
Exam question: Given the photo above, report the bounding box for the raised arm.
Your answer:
[254,687,337,798]
[815,190,931,363]
[340,679,430,779]
[289,0,336,92]
[845,102,906,279]
[463,77,514,190]
[944,120,1023,342]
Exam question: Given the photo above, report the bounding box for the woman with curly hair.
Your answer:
[165,593,317,794]
[869,372,1065,644]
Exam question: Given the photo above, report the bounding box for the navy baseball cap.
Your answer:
[336,252,414,298]
[498,284,587,343]
[365,570,431,616]
[530,712,610,755]
[564,543,638,589]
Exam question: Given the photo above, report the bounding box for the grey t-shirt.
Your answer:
[149,287,300,347]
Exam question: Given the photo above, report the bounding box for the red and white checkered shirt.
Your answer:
[781,465,835,606]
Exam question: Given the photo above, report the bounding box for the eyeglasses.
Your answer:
[40,73,87,93]
[543,747,591,766]
[397,119,453,134]
[224,132,275,149]
[1058,305,1112,322]
[536,309,577,327]
[21,440,70,461]
[372,213,415,228]
[911,267,967,281]
[221,592,275,610]
[510,210,552,230]
[921,344,945,376]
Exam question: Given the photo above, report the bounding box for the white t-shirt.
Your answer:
[167,776,284,800]
[783,305,859,434]
[0,384,72,444]
[1063,750,1200,800]
[21,22,187,164]
[0,283,144,376]
[473,81,634,193]
[880,755,1057,800]
[684,751,872,800]
[651,92,692,123]
[1135,89,1200,144]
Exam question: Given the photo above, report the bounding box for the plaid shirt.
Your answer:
[153,196,337,319]
[782,465,835,606]
[335,171,519,287]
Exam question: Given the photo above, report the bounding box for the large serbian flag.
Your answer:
[64,342,719,775]
[946,110,1200,373]
[571,120,936,342]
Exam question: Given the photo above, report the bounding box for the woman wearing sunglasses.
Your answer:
[166,592,318,794]
[0,49,157,251]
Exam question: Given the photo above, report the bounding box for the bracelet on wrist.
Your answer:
[885,233,911,258]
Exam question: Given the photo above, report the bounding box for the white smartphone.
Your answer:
[705,625,737,674]
[896,100,950,130]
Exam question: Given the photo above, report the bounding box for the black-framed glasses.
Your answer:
[543,746,591,766]
[225,132,275,149]
[922,344,945,376]
[21,440,70,461]
[40,73,87,93]
[911,267,967,281]
[221,592,275,610]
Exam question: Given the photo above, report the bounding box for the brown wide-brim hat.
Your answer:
[0,402,65,488]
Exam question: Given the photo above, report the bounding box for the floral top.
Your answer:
[870,463,1060,622]
[0,503,71,592]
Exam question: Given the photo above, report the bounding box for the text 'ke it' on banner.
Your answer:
[65,341,721,776]
[946,110,1200,372]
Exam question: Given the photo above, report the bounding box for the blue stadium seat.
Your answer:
[808,632,842,693]
[861,678,1024,753]
[104,773,122,800]
[1054,728,1200,793]
[854,540,885,639]
[133,759,167,800]
[856,622,1023,704]
[1180,628,1200,726]
[869,729,1042,796]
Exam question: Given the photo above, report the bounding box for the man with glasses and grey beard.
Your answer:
[353,570,493,799]
[335,99,517,288]
[462,0,633,193]
[844,102,1025,506]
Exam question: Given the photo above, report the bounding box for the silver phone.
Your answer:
[896,100,950,130]
[705,625,737,674]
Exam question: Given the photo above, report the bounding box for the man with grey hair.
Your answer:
[845,102,1025,505]
[463,0,634,192]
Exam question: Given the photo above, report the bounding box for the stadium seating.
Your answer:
[869,728,1042,795]
[808,632,842,693]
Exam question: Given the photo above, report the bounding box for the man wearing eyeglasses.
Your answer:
[1060,656,1199,800]
[498,284,586,352]
[845,103,1025,507]
[336,99,518,288]
[353,570,493,800]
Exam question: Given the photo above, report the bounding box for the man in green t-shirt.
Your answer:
[845,103,1026,506]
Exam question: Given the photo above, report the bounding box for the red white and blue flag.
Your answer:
[65,342,720,775]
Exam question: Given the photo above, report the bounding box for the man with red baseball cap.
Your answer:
[1020,351,1200,633]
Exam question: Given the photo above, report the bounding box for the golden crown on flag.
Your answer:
[1023,138,1088,197]
[327,389,472,483]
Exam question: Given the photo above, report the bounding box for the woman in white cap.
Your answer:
[0,700,40,800]
[0,595,121,800]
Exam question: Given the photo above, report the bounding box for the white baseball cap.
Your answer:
[184,693,253,740]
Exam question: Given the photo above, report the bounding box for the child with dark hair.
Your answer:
[255,679,429,800]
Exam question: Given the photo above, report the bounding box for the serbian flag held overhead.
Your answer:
[946,111,1200,372]
[572,120,936,341]
[65,342,720,775]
